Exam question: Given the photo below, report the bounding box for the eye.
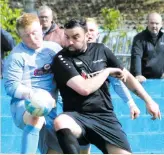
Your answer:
[33,31,40,35]
[65,35,69,39]
[73,35,79,40]
[39,16,48,19]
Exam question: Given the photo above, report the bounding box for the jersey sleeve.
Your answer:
[52,52,80,85]
[109,76,133,103]
[3,53,32,98]
[103,45,123,69]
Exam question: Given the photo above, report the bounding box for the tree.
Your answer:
[0,0,22,44]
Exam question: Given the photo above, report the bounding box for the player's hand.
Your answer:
[129,104,140,120]
[108,68,126,82]
[135,75,146,83]
[146,100,161,120]
[22,90,34,101]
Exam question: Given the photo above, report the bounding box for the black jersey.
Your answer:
[52,43,123,112]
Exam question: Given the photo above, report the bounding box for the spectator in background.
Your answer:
[130,12,164,82]
[37,5,66,47]
[1,28,16,78]
[3,13,62,154]
[86,18,99,43]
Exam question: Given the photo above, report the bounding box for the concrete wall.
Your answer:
[10,0,164,29]
[1,79,164,153]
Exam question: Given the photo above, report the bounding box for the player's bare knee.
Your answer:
[23,111,45,128]
[54,114,70,131]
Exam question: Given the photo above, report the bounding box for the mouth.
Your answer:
[88,38,93,42]
[68,46,75,51]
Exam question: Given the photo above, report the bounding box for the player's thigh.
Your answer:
[10,99,26,129]
[54,113,83,138]
[106,143,131,154]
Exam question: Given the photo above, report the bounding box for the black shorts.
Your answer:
[63,111,131,153]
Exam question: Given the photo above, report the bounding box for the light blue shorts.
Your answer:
[10,98,63,153]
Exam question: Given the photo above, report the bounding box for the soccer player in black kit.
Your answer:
[52,19,161,154]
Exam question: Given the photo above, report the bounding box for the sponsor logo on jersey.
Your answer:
[75,61,83,65]
[34,64,52,76]
[93,59,103,63]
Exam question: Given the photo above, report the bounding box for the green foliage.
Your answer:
[100,8,124,44]
[101,8,123,32]
[135,24,144,33]
[0,0,22,44]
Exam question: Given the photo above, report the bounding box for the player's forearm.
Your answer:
[80,68,110,96]
[14,84,32,99]
[124,71,152,104]
[4,77,32,99]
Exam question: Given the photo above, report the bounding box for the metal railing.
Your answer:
[98,30,137,70]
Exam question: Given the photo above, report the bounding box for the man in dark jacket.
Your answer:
[1,28,16,58]
[130,12,164,82]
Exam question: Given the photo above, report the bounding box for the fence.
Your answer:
[98,30,137,70]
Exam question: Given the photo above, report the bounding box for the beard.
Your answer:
[66,46,85,56]
[66,39,87,56]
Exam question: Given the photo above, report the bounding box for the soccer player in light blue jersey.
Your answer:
[3,13,62,154]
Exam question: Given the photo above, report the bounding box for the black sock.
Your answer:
[56,128,80,154]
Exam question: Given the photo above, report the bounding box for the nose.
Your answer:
[68,39,74,45]
[28,33,36,41]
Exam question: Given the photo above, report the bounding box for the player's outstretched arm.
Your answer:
[110,77,140,119]
[122,68,161,120]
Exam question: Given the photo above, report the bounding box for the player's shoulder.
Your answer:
[134,29,148,41]
[8,42,26,58]
[90,42,105,47]
[53,48,71,65]
[43,41,62,52]
[88,42,106,51]
[91,42,112,51]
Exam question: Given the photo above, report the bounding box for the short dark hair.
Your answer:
[64,19,88,33]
